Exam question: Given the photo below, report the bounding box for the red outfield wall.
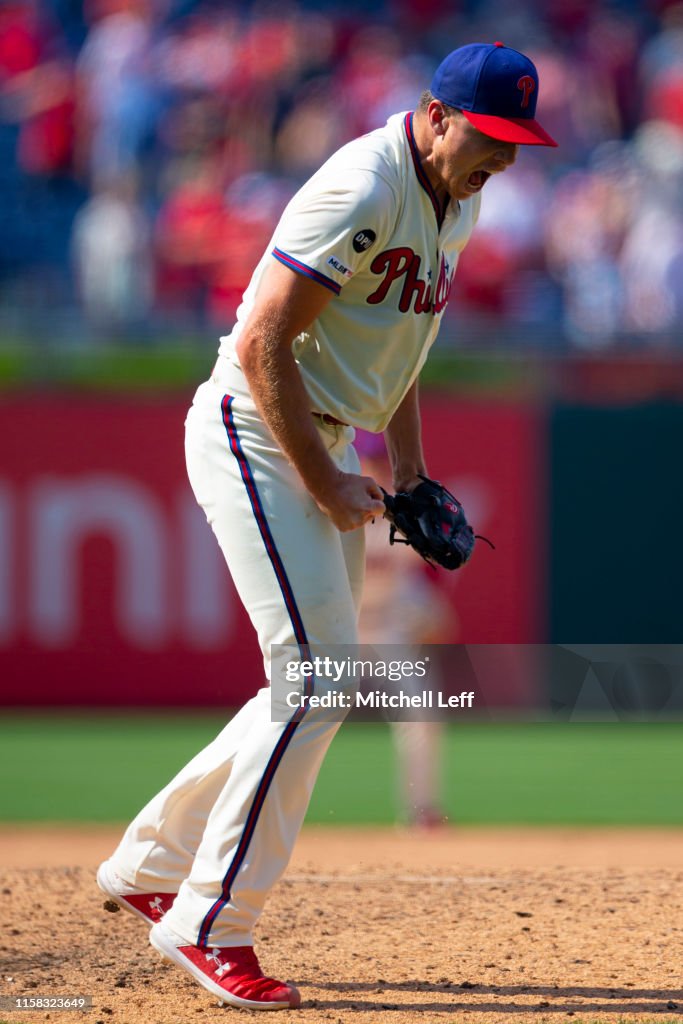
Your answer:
[0,395,544,706]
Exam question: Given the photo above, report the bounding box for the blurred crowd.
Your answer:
[1,0,683,348]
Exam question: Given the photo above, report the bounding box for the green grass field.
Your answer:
[0,343,535,398]
[0,715,681,825]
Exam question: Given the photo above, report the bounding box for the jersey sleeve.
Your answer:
[271,170,398,295]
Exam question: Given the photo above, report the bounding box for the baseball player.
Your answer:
[357,430,452,827]
[97,42,556,1011]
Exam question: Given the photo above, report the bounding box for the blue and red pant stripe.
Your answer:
[196,394,312,949]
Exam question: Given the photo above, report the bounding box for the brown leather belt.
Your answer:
[312,411,349,427]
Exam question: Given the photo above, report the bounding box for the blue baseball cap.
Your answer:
[431,42,558,147]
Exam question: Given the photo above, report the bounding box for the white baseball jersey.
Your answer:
[220,111,481,432]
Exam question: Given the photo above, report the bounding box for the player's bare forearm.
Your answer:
[384,380,427,492]
[235,262,384,530]
[240,335,382,530]
[240,328,339,494]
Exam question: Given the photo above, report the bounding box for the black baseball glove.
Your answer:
[382,474,492,571]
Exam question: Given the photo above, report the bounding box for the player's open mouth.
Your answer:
[466,170,491,191]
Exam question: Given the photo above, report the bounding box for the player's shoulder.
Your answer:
[304,113,409,206]
[340,112,410,171]
[273,114,411,256]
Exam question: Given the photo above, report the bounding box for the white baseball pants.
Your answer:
[109,360,364,946]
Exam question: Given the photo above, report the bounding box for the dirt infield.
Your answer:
[0,826,681,1024]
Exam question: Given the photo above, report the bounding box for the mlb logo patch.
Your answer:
[327,255,353,278]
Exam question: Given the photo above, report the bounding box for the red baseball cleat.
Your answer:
[149,920,301,1010]
[96,860,176,925]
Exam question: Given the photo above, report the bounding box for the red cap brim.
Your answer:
[463,109,558,147]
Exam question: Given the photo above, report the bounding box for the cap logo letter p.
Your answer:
[517,74,535,109]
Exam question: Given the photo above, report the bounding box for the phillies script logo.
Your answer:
[366,248,454,314]
[517,74,536,109]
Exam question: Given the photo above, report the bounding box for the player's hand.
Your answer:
[314,471,385,532]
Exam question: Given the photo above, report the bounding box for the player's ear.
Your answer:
[427,100,447,136]
[428,100,455,138]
